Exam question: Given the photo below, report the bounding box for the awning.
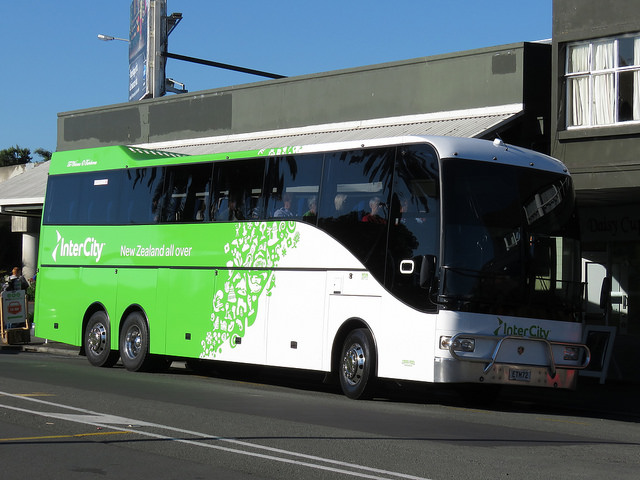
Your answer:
[137,104,523,155]
[0,161,49,216]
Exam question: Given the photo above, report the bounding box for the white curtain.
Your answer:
[569,44,590,126]
[570,77,589,126]
[634,37,640,120]
[593,41,615,125]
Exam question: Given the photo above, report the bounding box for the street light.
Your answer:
[97,34,129,42]
[97,34,128,42]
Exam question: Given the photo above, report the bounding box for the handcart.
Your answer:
[1,289,31,344]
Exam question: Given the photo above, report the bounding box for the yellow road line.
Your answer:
[0,431,131,442]
[14,393,57,397]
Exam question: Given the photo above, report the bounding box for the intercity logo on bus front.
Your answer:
[493,317,550,339]
[52,230,106,263]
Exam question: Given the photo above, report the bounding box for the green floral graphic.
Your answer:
[201,221,299,358]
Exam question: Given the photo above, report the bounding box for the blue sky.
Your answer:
[1,1,552,156]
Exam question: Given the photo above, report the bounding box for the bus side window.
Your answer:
[85,171,121,225]
[386,144,440,311]
[174,163,213,222]
[317,147,394,283]
[263,154,323,221]
[67,201,77,224]
[123,167,165,224]
[212,158,266,222]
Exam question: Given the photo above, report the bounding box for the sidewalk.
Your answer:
[0,326,80,356]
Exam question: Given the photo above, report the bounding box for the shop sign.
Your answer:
[580,206,640,242]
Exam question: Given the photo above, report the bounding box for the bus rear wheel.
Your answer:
[339,328,376,399]
[85,311,119,368]
[119,312,153,372]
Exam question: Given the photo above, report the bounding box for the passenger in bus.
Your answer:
[334,193,348,215]
[274,193,295,218]
[362,196,386,224]
[217,194,245,221]
[303,196,317,222]
[394,197,425,226]
[195,201,207,221]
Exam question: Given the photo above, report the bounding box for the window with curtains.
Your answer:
[566,34,640,128]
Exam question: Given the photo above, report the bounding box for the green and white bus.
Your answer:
[35,136,589,398]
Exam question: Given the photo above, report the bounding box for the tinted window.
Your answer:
[123,167,165,224]
[386,144,440,311]
[43,170,123,225]
[156,163,213,223]
[212,159,265,221]
[264,154,323,221]
[440,159,580,318]
[318,147,395,281]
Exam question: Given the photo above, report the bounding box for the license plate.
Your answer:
[509,369,531,382]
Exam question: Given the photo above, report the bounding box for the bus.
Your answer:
[35,135,590,399]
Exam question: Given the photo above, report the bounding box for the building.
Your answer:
[0,162,46,280]
[56,42,550,154]
[549,0,640,381]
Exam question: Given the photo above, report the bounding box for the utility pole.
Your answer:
[148,0,167,98]
[125,0,283,101]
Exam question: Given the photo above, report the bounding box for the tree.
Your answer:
[0,146,31,166]
[34,148,52,162]
[0,146,52,166]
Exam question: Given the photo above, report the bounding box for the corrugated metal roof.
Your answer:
[0,161,49,212]
[139,104,523,156]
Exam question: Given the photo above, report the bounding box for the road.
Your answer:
[1,350,639,479]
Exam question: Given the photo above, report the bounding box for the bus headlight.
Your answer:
[563,346,580,361]
[440,336,475,352]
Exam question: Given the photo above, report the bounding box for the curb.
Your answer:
[21,343,81,356]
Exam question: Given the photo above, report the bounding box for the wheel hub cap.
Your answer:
[342,343,365,386]
[124,327,141,359]
[88,324,107,354]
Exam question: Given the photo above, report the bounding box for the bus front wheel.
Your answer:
[85,311,119,368]
[119,312,153,372]
[339,328,376,399]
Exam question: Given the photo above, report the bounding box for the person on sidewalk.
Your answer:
[3,266,30,291]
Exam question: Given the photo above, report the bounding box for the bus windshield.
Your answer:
[440,158,582,321]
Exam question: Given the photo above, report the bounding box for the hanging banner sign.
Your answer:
[129,0,150,101]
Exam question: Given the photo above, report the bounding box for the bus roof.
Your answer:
[49,136,569,176]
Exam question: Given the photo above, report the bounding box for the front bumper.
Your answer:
[434,334,591,389]
[434,357,579,388]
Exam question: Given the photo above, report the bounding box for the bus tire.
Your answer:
[119,311,153,372]
[85,311,119,368]
[339,328,376,399]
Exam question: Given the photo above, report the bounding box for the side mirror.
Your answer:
[420,255,437,289]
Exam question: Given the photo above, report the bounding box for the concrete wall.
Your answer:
[57,43,542,151]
